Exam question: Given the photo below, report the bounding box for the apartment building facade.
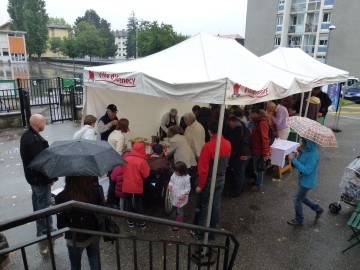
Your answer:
[245,0,360,77]
[113,29,127,60]
[0,23,27,63]
[43,24,69,58]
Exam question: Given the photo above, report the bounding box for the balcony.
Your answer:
[305,24,318,32]
[290,3,306,13]
[288,25,305,34]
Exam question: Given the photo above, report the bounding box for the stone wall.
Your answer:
[0,112,23,129]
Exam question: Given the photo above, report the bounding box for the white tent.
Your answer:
[261,47,349,84]
[84,33,315,140]
[83,33,315,249]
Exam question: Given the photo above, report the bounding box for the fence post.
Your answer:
[70,86,76,121]
[18,88,31,127]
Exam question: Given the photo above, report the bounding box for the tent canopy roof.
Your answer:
[85,33,313,105]
[261,47,349,85]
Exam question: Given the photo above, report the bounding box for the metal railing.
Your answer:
[0,201,239,270]
[0,89,21,112]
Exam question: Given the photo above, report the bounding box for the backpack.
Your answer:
[259,120,275,146]
[268,124,276,146]
[239,121,251,148]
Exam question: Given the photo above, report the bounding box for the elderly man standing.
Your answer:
[20,114,57,236]
[267,100,290,140]
[159,108,178,140]
[98,104,119,141]
[183,112,205,159]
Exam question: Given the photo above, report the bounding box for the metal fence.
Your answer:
[0,88,21,112]
[0,201,240,270]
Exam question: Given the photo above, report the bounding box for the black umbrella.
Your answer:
[29,140,126,178]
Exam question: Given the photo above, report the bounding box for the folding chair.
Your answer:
[342,203,360,253]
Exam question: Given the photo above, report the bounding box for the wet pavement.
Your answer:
[1,107,360,269]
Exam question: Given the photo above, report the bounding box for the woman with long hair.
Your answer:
[55,176,104,270]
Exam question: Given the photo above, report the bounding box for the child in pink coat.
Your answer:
[111,151,131,210]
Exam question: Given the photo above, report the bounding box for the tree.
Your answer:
[7,0,25,30]
[75,9,117,58]
[48,17,71,29]
[137,21,188,57]
[125,11,138,59]
[23,0,49,60]
[49,37,63,57]
[61,34,80,73]
[75,21,105,65]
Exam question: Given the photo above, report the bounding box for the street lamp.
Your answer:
[325,24,336,64]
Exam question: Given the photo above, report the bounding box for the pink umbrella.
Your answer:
[288,116,338,147]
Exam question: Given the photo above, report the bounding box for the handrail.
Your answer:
[0,200,240,269]
[0,201,238,240]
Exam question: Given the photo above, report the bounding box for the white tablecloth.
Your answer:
[270,139,300,167]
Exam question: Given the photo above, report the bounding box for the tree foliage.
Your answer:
[74,21,105,64]
[49,37,63,56]
[61,34,80,59]
[48,17,71,28]
[137,21,188,57]
[126,11,138,59]
[75,9,117,58]
[7,0,25,30]
[23,0,49,60]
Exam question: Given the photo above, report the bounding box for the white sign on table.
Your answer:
[270,139,300,167]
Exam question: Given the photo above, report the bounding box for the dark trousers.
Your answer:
[107,178,119,207]
[125,193,145,224]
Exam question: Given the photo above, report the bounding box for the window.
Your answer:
[3,51,9,56]
[323,12,331,22]
[275,37,281,46]
[277,15,283,26]
[278,0,285,11]
[319,35,328,46]
[289,36,302,46]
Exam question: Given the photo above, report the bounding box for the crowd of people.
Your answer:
[19,87,330,269]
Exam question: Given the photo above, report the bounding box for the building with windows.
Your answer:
[0,23,27,63]
[245,0,360,77]
[42,24,69,58]
[113,29,127,60]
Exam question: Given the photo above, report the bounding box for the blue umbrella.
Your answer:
[29,140,126,177]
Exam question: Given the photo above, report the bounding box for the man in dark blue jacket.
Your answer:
[287,138,324,225]
[98,104,118,141]
[227,115,251,197]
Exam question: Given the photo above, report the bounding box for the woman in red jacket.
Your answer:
[122,142,150,229]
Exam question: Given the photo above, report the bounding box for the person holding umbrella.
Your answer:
[287,138,324,225]
[286,116,338,225]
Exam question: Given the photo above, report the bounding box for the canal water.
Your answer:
[0,62,85,80]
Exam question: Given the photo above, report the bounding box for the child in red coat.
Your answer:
[122,142,150,229]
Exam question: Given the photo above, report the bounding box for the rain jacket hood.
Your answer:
[291,138,319,188]
[130,142,147,159]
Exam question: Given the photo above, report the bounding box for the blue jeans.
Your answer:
[233,158,249,195]
[31,184,53,234]
[252,155,264,189]
[67,239,100,270]
[293,185,323,223]
[194,178,225,236]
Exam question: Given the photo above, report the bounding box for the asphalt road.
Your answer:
[1,104,360,269]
